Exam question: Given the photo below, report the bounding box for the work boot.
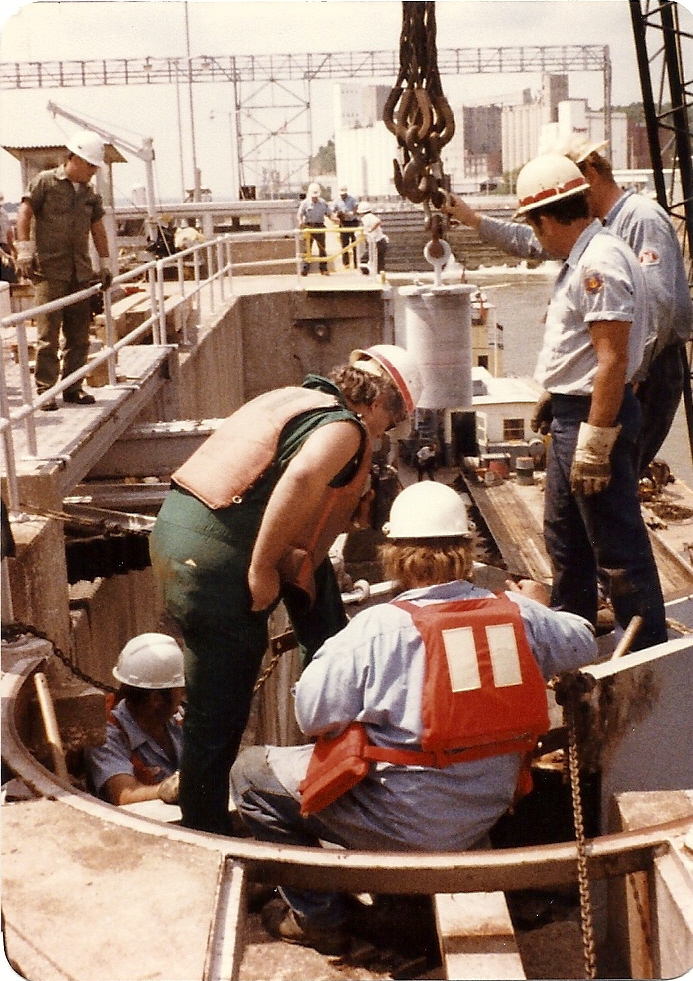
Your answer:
[63,389,96,405]
[39,399,58,411]
[261,899,349,955]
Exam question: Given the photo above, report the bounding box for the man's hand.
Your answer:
[570,422,621,496]
[248,563,280,612]
[530,391,553,435]
[157,771,180,804]
[441,193,481,230]
[506,578,550,606]
[15,240,35,279]
[99,264,113,290]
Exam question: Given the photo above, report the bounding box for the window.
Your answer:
[503,418,524,441]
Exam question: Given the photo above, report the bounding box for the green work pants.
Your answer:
[149,488,347,835]
[34,276,91,396]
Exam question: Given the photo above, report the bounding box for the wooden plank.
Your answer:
[434,891,526,980]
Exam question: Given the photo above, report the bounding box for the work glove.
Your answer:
[99,264,113,290]
[15,240,35,280]
[570,422,621,496]
[157,770,180,805]
[530,390,553,435]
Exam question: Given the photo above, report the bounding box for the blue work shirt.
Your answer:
[85,699,183,798]
[268,579,595,851]
[534,221,649,395]
[297,197,333,227]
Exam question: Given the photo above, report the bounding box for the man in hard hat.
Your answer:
[443,135,693,476]
[493,153,666,649]
[357,201,388,275]
[149,344,422,835]
[85,634,185,807]
[296,182,336,275]
[228,481,597,956]
[15,130,113,410]
[331,185,359,268]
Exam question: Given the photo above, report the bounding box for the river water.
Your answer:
[457,262,693,488]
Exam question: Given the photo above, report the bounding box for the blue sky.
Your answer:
[1,0,691,201]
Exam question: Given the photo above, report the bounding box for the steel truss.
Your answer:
[1,45,610,197]
[630,0,693,463]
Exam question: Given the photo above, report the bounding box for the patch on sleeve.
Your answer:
[583,270,605,294]
[638,248,661,266]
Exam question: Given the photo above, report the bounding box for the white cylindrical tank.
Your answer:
[401,284,477,409]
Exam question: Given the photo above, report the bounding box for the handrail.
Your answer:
[1,225,385,513]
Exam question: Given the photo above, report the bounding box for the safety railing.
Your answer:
[1,226,384,513]
[0,234,238,512]
[295,223,378,276]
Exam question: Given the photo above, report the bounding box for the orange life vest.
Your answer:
[393,594,550,765]
[299,594,549,815]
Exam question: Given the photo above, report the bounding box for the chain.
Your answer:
[1,621,118,694]
[566,702,597,980]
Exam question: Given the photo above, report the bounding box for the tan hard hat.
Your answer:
[514,154,588,219]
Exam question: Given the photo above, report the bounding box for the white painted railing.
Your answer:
[1,228,382,512]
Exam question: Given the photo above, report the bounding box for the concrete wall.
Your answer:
[4,278,389,715]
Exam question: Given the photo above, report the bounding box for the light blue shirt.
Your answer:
[332,193,358,219]
[604,190,693,364]
[85,699,183,798]
[297,197,333,226]
[268,580,595,851]
[534,221,649,394]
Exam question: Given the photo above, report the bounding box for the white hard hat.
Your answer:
[384,482,471,540]
[349,343,423,414]
[66,129,105,167]
[113,633,185,689]
[514,153,588,219]
[357,201,372,214]
[543,132,609,164]
[308,182,321,196]
[340,185,348,192]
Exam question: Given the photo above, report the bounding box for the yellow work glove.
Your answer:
[157,770,180,804]
[570,422,621,496]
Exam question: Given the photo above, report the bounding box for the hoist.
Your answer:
[383,1,455,225]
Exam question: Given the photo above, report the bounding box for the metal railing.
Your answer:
[1,228,382,513]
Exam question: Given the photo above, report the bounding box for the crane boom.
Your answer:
[47,99,158,227]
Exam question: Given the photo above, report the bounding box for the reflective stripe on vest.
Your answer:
[390,594,550,766]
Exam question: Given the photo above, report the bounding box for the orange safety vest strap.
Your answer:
[107,701,162,787]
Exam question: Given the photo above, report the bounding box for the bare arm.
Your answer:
[16,200,34,241]
[90,217,110,259]
[588,320,630,427]
[103,772,164,806]
[248,420,364,610]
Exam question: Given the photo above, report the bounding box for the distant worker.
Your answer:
[332,185,359,268]
[0,192,16,283]
[229,481,597,955]
[491,153,666,650]
[297,182,335,276]
[415,442,436,481]
[149,344,423,835]
[85,634,185,807]
[15,130,113,410]
[444,135,693,475]
[357,202,388,275]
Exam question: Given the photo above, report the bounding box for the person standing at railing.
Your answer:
[14,130,113,410]
[297,183,336,276]
[331,185,359,269]
[357,202,388,276]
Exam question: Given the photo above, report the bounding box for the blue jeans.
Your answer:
[230,746,351,926]
[634,342,687,476]
[544,388,667,651]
